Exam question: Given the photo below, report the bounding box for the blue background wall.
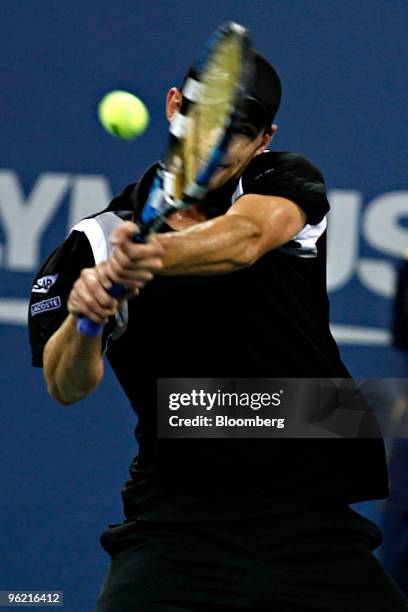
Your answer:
[0,1,407,609]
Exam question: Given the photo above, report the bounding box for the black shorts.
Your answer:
[97,506,407,611]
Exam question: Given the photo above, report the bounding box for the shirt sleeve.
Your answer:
[28,230,95,367]
[240,151,330,225]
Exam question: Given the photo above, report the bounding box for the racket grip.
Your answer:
[76,283,126,337]
[76,316,103,337]
[76,227,147,336]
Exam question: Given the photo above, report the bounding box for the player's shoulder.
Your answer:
[34,179,138,283]
[244,150,325,183]
[72,208,133,234]
[275,151,325,182]
[31,229,93,287]
[237,150,330,225]
[66,208,132,270]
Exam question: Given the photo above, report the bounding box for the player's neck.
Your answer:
[167,207,207,230]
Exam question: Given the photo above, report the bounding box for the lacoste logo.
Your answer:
[32,274,59,294]
[30,296,62,316]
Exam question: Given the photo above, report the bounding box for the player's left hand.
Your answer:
[106,221,164,290]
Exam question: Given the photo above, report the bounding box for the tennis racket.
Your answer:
[77,21,252,337]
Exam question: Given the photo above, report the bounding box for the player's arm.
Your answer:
[43,313,105,405]
[38,237,163,405]
[105,195,306,280]
[42,262,120,405]
[159,194,306,274]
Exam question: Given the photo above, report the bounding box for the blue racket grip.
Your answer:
[76,317,102,337]
[76,284,125,337]
[76,229,147,337]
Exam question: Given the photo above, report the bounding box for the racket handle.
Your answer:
[76,283,126,337]
[76,227,147,337]
[76,316,103,337]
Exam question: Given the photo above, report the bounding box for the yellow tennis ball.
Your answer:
[98,90,149,139]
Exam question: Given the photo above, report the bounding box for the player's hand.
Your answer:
[106,221,164,289]
[68,263,122,325]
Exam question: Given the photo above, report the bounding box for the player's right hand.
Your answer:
[68,263,122,325]
[68,225,164,325]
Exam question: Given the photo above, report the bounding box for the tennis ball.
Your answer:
[98,90,149,139]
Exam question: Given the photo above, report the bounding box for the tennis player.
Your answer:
[29,51,407,610]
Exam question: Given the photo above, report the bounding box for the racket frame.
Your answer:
[77,21,253,337]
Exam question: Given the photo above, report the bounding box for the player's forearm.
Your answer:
[43,314,104,405]
[155,214,262,275]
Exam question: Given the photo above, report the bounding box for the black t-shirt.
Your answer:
[28,151,388,521]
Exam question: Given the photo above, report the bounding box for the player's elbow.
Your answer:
[46,379,86,405]
[229,244,259,269]
[45,368,103,406]
[47,383,76,406]
[51,381,100,405]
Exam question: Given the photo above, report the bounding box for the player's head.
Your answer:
[167,49,281,135]
[166,50,282,187]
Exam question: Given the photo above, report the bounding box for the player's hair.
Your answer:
[179,49,282,135]
[248,50,282,132]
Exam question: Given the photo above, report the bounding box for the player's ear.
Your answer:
[255,124,277,155]
[166,87,182,122]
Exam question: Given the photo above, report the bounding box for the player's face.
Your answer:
[166,87,274,190]
[208,123,271,190]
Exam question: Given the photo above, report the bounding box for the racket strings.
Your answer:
[167,24,248,204]
[186,35,242,185]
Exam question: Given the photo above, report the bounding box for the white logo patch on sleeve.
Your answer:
[30,296,62,316]
[32,274,59,294]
